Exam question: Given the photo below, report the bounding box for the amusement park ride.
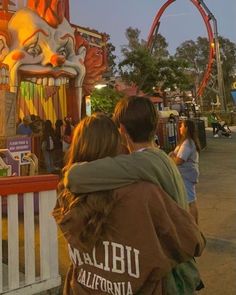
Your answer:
[147,0,226,111]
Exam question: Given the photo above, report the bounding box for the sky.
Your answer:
[70,0,236,61]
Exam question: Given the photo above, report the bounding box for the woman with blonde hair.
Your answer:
[53,112,205,295]
[169,119,201,223]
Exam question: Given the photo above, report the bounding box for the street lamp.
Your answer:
[94,84,107,90]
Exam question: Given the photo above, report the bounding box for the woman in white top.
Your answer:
[169,119,201,223]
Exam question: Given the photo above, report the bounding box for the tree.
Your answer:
[119,46,159,94]
[103,42,117,78]
[121,27,169,59]
[175,36,236,106]
[118,27,192,95]
[121,27,142,57]
[90,87,123,115]
[151,33,169,59]
[155,57,193,92]
[218,36,236,105]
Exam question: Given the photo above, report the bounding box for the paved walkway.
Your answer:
[57,126,236,294]
[197,126,236,294]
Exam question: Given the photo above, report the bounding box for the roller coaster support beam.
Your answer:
[198,0,226,111]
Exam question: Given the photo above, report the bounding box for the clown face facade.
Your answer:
[2,8,86,92]
[0,1,106,123]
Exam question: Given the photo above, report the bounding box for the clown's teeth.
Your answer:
[10,86,17,93]
[37,78,42,85]
[43,77,48,86]
[23,76,71,85]
[55,78,61,86]
[48,78,54,86]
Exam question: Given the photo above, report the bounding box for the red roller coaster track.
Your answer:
[147,0,215,98]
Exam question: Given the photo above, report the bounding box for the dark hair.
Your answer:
[113,96,158,143]
[42,120,54,140]
[30,114,36,121]
[59,113,121,251]
[54,119,63,148]
[55,119,63,128]
[180,120,201,152]
[64,119,72,136]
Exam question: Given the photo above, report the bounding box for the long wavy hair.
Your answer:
[58,113,121,251]
[179,119,201,152]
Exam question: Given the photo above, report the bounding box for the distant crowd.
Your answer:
[16,114,74,173]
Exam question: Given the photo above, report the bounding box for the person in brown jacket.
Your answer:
[53,111,206,295]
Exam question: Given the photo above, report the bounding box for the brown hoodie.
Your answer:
[53,182,205,295]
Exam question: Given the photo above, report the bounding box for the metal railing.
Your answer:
[0,175,61,294]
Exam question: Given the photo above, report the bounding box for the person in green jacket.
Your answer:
[63,96,205,294]
[209,112,221,137]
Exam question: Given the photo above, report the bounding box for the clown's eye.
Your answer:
[57,46,67,57]
[26,44,42,57]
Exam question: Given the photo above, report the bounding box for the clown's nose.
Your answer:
[50,54,66,67]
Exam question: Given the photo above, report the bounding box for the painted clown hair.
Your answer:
[27,0,65,28]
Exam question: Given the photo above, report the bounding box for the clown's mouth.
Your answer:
[22,76,71,87]
[0,63,81,92]
[0,63,83,118]
[20,68,76,87]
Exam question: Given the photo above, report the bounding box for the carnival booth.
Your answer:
[0,0,108,174]
[0,0,107,124]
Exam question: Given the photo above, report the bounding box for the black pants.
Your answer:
[211,122,221,135]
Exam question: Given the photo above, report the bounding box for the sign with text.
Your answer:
[6,136,31,164]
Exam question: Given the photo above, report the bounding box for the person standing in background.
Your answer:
[16,116,33,136]
[54,119,64,168]
[62,116,74,153]
[41,120,56,173]
[209,112,220,138]
[169,119,200,224]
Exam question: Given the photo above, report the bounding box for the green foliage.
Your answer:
[90,87,123,115]
[175,36,236,106]
[104,42,117,77]
[119,47,192,94]
[156,57,193,91]
[176,37,209,71]
[151,33,169,59]
[119,48,191,94]
[121,27,142,57]
[218,36,236,102]
[119,46,159,94]
[118,27,192,95]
